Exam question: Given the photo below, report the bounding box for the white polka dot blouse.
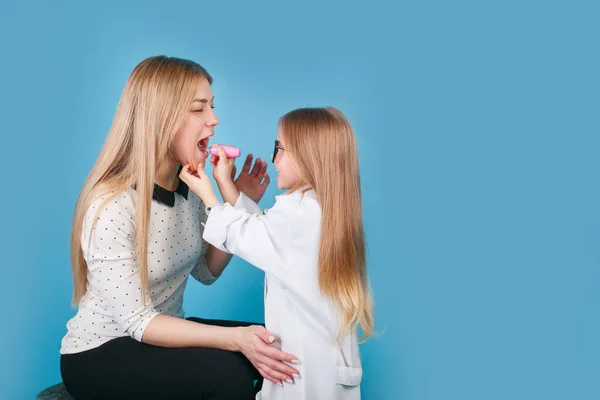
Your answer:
[61,181,217,354]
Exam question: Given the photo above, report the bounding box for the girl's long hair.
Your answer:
[281,107,374,339]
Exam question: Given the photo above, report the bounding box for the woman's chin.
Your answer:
[189,151,208,168]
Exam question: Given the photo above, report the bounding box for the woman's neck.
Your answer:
[156,160,180,191]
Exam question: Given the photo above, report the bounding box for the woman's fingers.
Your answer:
[258,353,298,382]
[256,366,283,385]
[260,346,299,376]
[241,154,253,173]
[251,327,299,378]
[257,363,289,385]
[250,158,262,176]
[261,173,270,187]
[255,327,276,344]
[256,160,267,180]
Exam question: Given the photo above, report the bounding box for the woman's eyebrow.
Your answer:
[192,96,215,103]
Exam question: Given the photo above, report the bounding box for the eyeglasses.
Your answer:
[272,140,285,163]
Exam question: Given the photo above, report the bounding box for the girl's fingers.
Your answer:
[218,148,227,164]
[198,162,210,174]
[217,148,235,169]
[178,164,192,180]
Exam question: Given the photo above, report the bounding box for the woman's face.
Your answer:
[171,78,219,168]
[274,130,300,190]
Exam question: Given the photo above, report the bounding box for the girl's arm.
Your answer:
[215,178,240,206]
[211,146,268,211]
[201,200,294,280]
[180,161,300,280]
[193,177,263,279]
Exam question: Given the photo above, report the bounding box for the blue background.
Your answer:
[0,1,598,399]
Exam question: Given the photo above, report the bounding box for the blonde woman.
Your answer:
[60,56,299,400]
[180,107,375,399]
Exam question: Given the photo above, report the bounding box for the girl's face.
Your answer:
[274,130,300,190]
[171,78,219,168]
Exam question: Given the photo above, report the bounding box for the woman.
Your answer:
[60,55,298,400]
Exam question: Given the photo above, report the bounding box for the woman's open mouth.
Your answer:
[198,137,210,158]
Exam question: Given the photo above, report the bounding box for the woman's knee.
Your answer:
[206,351,255,399]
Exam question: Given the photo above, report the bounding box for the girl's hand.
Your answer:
[211,149,270,203]
[236,325,300,386]
[179,162,220,207]
[210,146,236,184]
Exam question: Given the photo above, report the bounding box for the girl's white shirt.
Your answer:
[204,190,362,400]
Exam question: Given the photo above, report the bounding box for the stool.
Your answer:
[36,383,74,400]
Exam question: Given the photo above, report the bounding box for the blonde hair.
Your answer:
[280,107,374,340]
[70,56,213,304]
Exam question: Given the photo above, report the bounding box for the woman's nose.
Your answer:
[207,109,219,126]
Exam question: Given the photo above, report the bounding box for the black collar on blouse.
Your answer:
[152,179,189,207]
[134,165,189,207]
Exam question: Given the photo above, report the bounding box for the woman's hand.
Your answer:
[178,162,220,207]
[232,154,269,203]
[236,325,300,385]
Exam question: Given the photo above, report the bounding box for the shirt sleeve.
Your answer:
[190,237,218,285]
[82,194,160,342]
[234,192,264,214]
[202,196,294,281]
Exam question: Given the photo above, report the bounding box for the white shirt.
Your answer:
[61,183,217,354]
[204,191,362,400]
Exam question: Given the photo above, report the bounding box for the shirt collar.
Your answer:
[152,180,189,207]
[133,165,189,207]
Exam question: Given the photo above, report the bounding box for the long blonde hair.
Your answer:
[280,107,374,340]
[70,56,212,304]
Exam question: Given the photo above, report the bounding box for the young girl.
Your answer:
[179,107,374,399]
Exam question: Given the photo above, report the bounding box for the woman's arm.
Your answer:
[141,314,238,349]
[190,241,232,282]
[142,315,299,385]
[205,244,233,277]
